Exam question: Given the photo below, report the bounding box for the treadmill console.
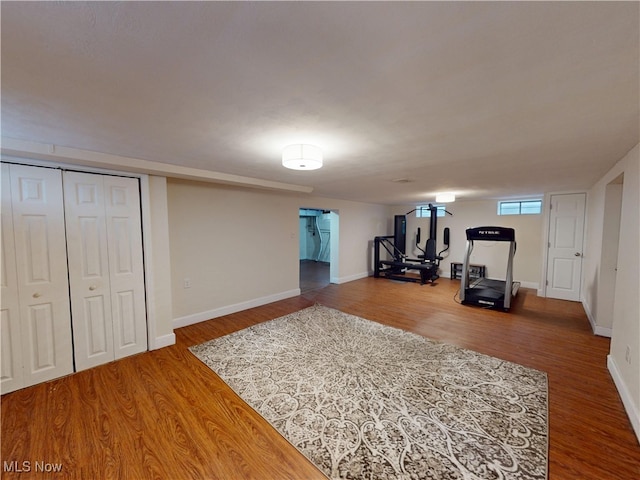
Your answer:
[466,227,515,242]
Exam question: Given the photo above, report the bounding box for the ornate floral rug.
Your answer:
[190,305,548,480]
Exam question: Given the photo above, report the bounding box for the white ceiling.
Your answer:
[2,1,638,205]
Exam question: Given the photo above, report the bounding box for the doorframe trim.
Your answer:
[539,191,588,298]
[298,207,340,288]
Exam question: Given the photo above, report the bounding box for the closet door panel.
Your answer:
[1,164,24,394]
[105,176,147,358]
[26,303,57,369]
[63,171,114,371]
[0,310,21,393]
[9,164,73,387]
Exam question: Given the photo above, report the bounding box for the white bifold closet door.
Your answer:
[1,164,74,393]
[63,171,147,371]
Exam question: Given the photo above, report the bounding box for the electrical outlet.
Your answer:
[625,345,631,365]
[183,278,191,289]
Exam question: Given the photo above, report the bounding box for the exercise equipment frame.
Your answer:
[373,204,448,285]
[459,226,520,311]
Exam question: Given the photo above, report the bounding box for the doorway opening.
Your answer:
[299,208,337,293]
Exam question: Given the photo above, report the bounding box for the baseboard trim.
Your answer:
[583,299,597,332]
[594,325,613,337]
[172,289,301,329]
[607,355,640,444]
[150,333,176,350]
[583,300,613,337]
[334,271,370,284]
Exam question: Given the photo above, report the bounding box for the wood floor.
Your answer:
[2,277,639,479]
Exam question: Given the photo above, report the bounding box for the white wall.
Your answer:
[392,200,543,288]
[168,179,301,325]
[144,176,175,348]
[583,144,640,441]
[591,183,623,333]
[167,180,390,326]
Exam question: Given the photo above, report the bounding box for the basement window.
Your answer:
[416,205,446,218]
[498,199,542,215]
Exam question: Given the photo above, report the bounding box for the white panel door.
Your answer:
[63,171,115,371]
[64,172,147,369]
[104,175,147,359]
[546,193,586,301]
[1,163,25,393]
[8,164,74,387]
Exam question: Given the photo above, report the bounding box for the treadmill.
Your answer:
[460,226,520,311]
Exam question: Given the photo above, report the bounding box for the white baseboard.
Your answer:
[334,271,370,284]
[150,332,176,350]
[593,325,613,337]
[583,300,613,337]
[172,289,301,329]
[608,355,640,444]
[583,299,597,331]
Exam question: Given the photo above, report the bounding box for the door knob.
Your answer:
[32,292,41,298]
[575,252,582,257]
[89,285,97,291]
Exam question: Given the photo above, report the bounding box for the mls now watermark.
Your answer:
[4,460,64,473]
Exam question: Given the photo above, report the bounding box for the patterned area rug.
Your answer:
[190,305,548,480]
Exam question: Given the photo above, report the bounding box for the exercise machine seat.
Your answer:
[419,238,442,264]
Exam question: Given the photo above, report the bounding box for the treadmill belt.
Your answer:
[469,278,506,290]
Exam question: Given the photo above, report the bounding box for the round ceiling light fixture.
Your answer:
[435,192,456,203]
[282,144,323,170]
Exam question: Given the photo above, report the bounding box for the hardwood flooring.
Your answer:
[2,277,639,479]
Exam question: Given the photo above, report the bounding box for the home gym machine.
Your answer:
[459,226,520,311]
[373,204,450,285]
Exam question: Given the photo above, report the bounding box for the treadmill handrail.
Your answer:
[460,226,517,310]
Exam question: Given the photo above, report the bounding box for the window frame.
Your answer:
[497,199,543,216]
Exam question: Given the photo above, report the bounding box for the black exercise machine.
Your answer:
[459,226,520,311]
[373,204,450,285]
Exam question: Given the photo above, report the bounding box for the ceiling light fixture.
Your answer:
[435,192,456,203]
[282,144,323,170]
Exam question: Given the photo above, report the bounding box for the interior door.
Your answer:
[103,175,147,359]
[8,164,74,387]
[64,172,147,370]
[64,171,115,371]
[1,163,24,393]
[546,193,586,301]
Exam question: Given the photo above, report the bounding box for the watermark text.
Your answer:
[3,460,64,473]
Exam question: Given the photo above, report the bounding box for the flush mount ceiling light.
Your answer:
[282,144,323,170]
[435,192,456,203]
